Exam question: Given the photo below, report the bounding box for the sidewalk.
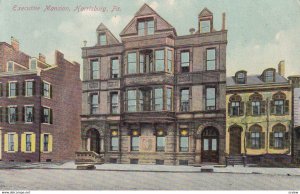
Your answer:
[1,161,300,176]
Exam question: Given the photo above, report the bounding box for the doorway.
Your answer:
[229,126,242,155]
[87,129,100,154]
[201,127,219,163]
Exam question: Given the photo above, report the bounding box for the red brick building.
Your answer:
[0,37,81,162]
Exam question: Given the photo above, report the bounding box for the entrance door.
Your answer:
[201,127,219,163]
[229,127,241,155]
[88,129,100,154]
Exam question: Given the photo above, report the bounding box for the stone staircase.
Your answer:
[226,155,247,166]
[75,151,104,165]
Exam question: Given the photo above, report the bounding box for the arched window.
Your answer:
[271,92,288,115]
[247,93,265,116]
[228,94,244,116]
[247,124,264,149]
[262,68,275,82]
[270,124,288,149]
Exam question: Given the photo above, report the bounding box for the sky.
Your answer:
[0,0,299,77]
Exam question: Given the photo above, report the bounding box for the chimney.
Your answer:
[11,36,19,51]
[222,13,226,30]
[278,60,285,77]
[39,53,46,63]
[83,40,87,47]
[189,28,195,35]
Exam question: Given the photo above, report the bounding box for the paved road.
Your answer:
[0,169,299,190]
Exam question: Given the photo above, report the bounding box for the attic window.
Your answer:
[200,20,211,33]
[265,70,274,82]
[7,61,14,72]
[30,59,37,70]
[138,19,154,36]
[236,72,246,84]
[99,33,107,46]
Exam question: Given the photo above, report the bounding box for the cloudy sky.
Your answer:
[0,0,299,77]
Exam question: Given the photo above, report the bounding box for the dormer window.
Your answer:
[265,70,274,82]
[138,19,154,36]
[30,59,37,70]
[7,62,14,72]
[99,33,107,46]
[237,73,245,84]
[200,20,211,33]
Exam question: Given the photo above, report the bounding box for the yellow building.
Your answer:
[226,61,292,164]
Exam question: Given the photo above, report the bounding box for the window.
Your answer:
[43,134,49,152]
[0,107,3,122]
[131,130,140,151]
[99,33,107,46]
[8,107,17,124]
[7,62,14,72]
[167,50,172,73]
[265,70,274,82]
[155,50,164,72]
[127,90,137,112]
[139,51,153,73]
[166,88,172,111]
[206,87,216,110]
[274,100,284,115]
[111,93,118,114]
[90,94,99,114]
[25,81,34,97]
[252,101,261,115]
[90,60,100,79]
[42,82,50,98]
[200,20,211,33]
[138,19,154,36]
[0,83,3,97]
[180,89,189,112]
[26,134,32,152]
[156,129,165,152]
[139,89,152,111]
[206,49,216,70]
[8,134,15,151]
[42,107,50,124]
[231,101,240,116]
[236,72,245,84]
[30,59,37,70]
[154,88,163,111]
[179,129,189,152]
[111,130,119,151]
[25,106,33,123]
[274,132,284,149]
[180,51,190,72]
[9,82,17,97]
[111,58,119,78]
[251,132,260,149]
[128,53,137,74]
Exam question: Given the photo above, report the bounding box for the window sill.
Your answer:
[41,151,51,153]
[43,96,51,100]
[8,96,17,98]
[24,122,33,124]
[24,151,34,153]
[6,151,16,153]
[42,123,51,125]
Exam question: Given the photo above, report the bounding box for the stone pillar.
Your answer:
[82,137,88,151]
[195,138,201,164]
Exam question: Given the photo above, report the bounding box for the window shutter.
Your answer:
[40,107,44,123]
[50,85,53,99]
[32,107,35,122]
[50,109,53,124]
[0,107,2,122]
[15,82,19,96]
[108,93,111,114]
[0,83,3,97]
[261,132,265,148]
[240,101,245,116]
[31,133,36,152]
[40,134,44,152]
[14,134,18,152]
[21,134,26,152]
[15,107,18,122]
[22,81,26,96]
[215,48,218,70]
[270,100,275,115]
[49,134,53,152]
[32,81,36,95]
[6,83,9,97]
[5,107,9,123]
[22,107,25,122]
[4,134,8,152]
[269,132,274,148]
[260,101,266,115]
[41,82,44,96]
[228,102,232,116]
[246,132,251,148]
[284,132,290,149]
[203,50,207,70]
[284,100,289,114]
[246,101,252,116]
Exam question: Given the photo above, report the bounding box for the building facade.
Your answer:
[0,38,81,162]
[226,61,293,164]
[288,75,300,163]
[79,4,227,165]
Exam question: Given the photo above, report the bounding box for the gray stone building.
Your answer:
[78,4,227,165]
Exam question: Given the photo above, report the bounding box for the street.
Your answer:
[0,168,299,190]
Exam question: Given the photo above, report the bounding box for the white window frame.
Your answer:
[24,132,33,153]
[42,106,51,124]
[7,132,16,153]
[8,81,17,98]
[43,133,50,152]
[25,79,34,97]
[42,81,51,99]
[30,58,37,70]
[24,105,34,124]
[7,61,14,72]
[8,105,17,124]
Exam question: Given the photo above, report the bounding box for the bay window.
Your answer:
[155,50,164,72]
[128,53,137,74]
